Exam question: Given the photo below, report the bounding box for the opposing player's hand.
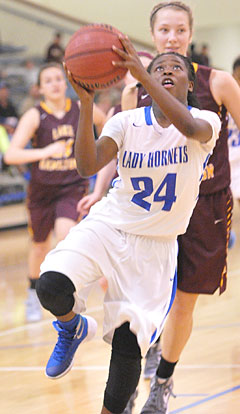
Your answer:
[42,140,66,159]
[63,62,95,102]
[112,36,148,83]
[77,192,102,218]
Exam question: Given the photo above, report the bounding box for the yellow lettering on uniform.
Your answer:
[202,163,214,181]
[52,125,75,141]
[64,138,74,158]
[39,158,77,171]
[52,128,59,140]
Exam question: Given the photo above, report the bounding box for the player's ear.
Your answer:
[188,80,194,93]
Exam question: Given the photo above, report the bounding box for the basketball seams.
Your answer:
[65,48,121,62]
[72,66,125,81]
[64,23,127,90]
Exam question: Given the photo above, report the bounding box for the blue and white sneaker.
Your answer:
[46,314,97,379]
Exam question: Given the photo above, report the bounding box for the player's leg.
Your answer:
[143,335,161,379]
[36,270,97,379]
[140,290,197,414]
[36,219,112,379]
[26,201,54,322]
[141,189,232,413]
[161,289,198,363]
[54,216,76,242]
[54,184,86,243]
[101,322,141,414]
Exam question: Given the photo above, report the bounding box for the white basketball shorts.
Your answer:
[40,216,177,356]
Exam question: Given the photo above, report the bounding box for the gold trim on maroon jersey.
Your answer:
[40,98,72,114]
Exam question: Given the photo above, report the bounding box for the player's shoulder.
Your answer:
[210,67,234,88]
[111,106,146,123]
[190,106,221,129]
[190,105,218,118]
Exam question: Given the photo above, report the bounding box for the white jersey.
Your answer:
[41,105,220,356]
[91,106,220,238]
[228,114,240,198]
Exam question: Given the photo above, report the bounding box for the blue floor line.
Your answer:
[175,393,209,397]
[169,385,240,413]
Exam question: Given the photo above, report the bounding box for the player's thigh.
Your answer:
[54,216,76,242]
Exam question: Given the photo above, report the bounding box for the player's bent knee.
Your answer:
[36,271,76,316]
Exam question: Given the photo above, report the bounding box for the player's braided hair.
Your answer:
[147,52,200,108]
[150,1,193,33]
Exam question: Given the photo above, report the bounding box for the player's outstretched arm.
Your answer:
[4,108,65,165]
[212,69,240,130]
[113,36,216,144]
[64,64,118,178]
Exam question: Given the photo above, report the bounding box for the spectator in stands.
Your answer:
[0,124,10,170]
[199,44,211,67]
[45,32,65,63]
[18,84,41,116]
[0,81,18,119]
[189,43,202,64]
[2,116,18,140]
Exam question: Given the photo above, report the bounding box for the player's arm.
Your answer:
[77,158,117,217]
[93,103,106,135]
[64,66,118,177]
[4,108,65,165]
[121,81,138,110]
[210,69,240,130]
[113,36,216,144]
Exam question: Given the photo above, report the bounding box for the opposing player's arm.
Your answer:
[4,108,65,165]
[121,81,138,110]
[211,70,240,130]
[77,158,117,217]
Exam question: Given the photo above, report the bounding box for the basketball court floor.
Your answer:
[0,202,240,413]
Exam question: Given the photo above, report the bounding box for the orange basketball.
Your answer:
[64,23,128,90]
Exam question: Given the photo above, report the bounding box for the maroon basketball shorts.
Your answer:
[26,181,88,242]
[177,187,233,295]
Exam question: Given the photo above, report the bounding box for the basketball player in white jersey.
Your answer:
[228,56,240,248]
[36,37,220,414]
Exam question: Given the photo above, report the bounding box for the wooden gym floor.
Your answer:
[0,202,240,413]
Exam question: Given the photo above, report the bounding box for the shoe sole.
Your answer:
[143,373,155,380]
[46,315,98,380]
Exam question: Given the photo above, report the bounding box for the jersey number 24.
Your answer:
[130,173,177,212]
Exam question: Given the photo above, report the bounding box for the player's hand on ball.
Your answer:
[112,36,147,83]
[63,62,94,102]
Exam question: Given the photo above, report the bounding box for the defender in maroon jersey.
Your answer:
[4,62,106,322]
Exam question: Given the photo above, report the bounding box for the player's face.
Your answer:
[39,67,67,100]
[233,66,240,88]
[150,54,193,104]
[151,8,192,56]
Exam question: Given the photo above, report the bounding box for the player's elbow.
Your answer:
[3,151,13,165]
[76,161,96,178]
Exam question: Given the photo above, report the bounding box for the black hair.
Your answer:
[147,52,200,108]
[233,56,240,72]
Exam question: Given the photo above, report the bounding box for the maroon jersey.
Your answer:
[137,64,230,195]
[30,98,88,188]
[113,103,122,115]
